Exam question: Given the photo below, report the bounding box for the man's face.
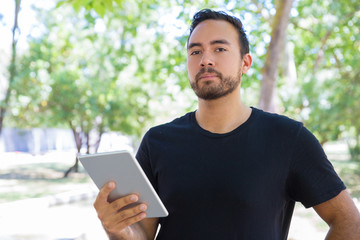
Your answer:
[187,19,243,100]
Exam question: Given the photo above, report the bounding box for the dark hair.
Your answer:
[188,9,249,57]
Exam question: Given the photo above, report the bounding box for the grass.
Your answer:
[0,150,357,240]
[0,191,50,202]
[0,161,92,203]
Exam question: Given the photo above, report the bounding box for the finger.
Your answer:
[109,194,139,212]
[99,194,140,221]
[94,181,116,209]
[102,203,147,232]
[110,212,147,233]
[114,203,147,222]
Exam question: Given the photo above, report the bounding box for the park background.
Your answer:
[0,0,359,239]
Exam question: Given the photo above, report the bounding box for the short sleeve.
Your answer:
[287,126,346,208]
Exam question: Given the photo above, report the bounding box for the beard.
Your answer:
[190,67,242,100]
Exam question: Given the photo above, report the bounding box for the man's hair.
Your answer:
[188,9,249,57]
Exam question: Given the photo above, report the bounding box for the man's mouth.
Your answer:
[198,74,218,80]
[195,67,222,83]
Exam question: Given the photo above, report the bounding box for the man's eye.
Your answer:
[191,50,201,55]
[216,48,226,52]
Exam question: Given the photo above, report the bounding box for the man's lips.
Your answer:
[195,68,222,82]
[198,74,218,80]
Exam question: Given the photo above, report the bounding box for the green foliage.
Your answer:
[57,0,118,17]
[283,0,360,147]
[349,144,360,162]
[7,3,175,148]
[57,0,175,17]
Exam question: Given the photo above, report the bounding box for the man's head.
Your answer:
[188,9,249,58]
[186,9,252,101]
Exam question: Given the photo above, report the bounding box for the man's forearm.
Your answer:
[313,190,360,240]
[325,220,360,240]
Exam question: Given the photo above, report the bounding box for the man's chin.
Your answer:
[194,85,239,100]
[196,91,229,100]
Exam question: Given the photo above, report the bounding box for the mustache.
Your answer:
[195,68,222,82]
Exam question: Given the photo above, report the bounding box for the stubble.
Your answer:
[190,67,242,100]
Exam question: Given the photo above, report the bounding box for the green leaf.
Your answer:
[55,0,67,8]
[114,0,123,7]
[93,1,106,17]
[103,0,114,11]
[72,0,82,12]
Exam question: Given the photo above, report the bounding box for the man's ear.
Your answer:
[241,53,252,74]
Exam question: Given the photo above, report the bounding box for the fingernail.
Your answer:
[140,213,146,219]
[130,195,138,202]
[108,182,114,188]
[139,204,147,211]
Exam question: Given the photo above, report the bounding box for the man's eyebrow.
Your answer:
[187,39,231,50]
[210,39,231,45]
[188,42,202,49]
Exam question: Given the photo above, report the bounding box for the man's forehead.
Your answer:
[188,20,239,48]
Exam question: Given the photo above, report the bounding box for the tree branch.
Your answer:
[291,20,314,34]
[313,29,332,71]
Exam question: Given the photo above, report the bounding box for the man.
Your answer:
[94,9,360,239]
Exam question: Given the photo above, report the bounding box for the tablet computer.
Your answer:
[78,150,168,218]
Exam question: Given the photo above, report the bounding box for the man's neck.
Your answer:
[195,91,251,134]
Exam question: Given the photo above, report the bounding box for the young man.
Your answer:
[94,9,360,239]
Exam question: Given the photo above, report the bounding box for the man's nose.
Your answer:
[200,52,214,67]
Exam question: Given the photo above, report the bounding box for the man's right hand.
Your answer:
[93,181,148,239]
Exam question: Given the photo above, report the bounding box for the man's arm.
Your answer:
[313,189,360,240]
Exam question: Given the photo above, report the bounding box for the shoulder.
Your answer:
[251,107,303,137]
[137,111,195,159]
[144,111,195,139]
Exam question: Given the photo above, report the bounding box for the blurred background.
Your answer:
[0,0,359,239]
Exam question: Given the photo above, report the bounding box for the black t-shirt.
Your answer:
[136,107,345,240]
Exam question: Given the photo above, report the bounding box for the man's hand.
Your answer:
[93,181,148,239]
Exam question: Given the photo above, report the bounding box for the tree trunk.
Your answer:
[85,131,90,154]
[64,156,80,178]
[93,129,104,153]
[259,0,294,113]
[64,123,83,178]
[0,0,21,135]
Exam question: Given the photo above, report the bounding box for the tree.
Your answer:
[258,0,294,113]
[284,0,360,150]
[0,0,21,135]
[58,0,279,110]
[7,4,153,175]
[10,0,360,165]
[9,1,199,176]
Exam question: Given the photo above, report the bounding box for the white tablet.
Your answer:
[78,150,168,218]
